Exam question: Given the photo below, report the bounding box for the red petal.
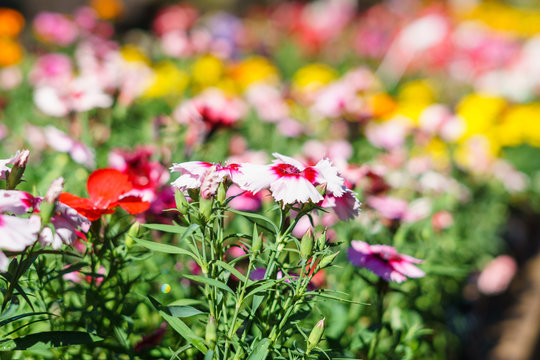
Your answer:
[59,193,104,221]
[117,196,151,215]
[87,169,133,204]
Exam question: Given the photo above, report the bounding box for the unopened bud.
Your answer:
[307,318,325,354]
[126,221,141,248]
[175,190,188,213]
[316,232,327,252]
[251,224,262,256]
[188,188,199,202]
[315,183,327,197]
[300,230,313,260]
[199,196,212,221]
[216,182,226,203]
[45,177,64,203]
[6,149,29,190]
[205,316,217,349]
[319,251,339,269]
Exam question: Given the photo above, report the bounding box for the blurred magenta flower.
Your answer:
[109,147,169,202]
[348,240,425,283]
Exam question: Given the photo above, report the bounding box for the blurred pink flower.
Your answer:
[367,195,430,223]
[33,12,78,46]
[40,126,95,168]
[348,240,425,283]
[30,53,73,88]
[0,66,22,90]
[431,210,453,231]
[0,215,41,272]
[153,4,198,36]
[226,185,262,212]
[477,255,517,295]
[365,118,410,150]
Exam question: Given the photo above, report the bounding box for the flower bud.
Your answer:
[307,318,325,354]
[319,251,339,269]
[199,196,213,221]
[126,221,141,248]
[6,149,29,190]
[300,230,313,260]
[315,183,327,197]
[205,315,217,349]
[316,232,327,252]
[216,182,226,203]
[175,189,188,213]
[251,224,262,257]
[45,177,64,203]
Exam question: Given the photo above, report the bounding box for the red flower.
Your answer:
[59,168,150,221]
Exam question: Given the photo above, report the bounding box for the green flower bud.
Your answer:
[205,315,217,349]
[319,251,340,269]
[300,230,313,260]
[126,221,141,248]
[307,318,325,354]
[199,196,213,221]
[6,150,29,190]
[216,182,226,204]
[251,224,262,257]
[315,183,327,197]
[316,232,327,252]
[175,190,189,213]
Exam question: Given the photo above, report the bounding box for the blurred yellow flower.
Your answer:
[192,55,224,89]
[394,80,436,123]
[90,0,124,20]
[292,63,338,95]
[0,8,24,37]
[0,37,23,67]
[230,56,279,90]
[143,61,189,98]
[456,93,506,141]
[120,45,150,65]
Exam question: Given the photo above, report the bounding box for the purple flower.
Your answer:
[347,241,425,283]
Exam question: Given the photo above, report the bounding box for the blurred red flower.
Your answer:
[59,168,150,221]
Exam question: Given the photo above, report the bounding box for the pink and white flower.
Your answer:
[170,161,243,198]
[0,215,41,272]
[240,153,346,205]
[0,190,39,215]
[348,240,425,283]
[39,202,91,249]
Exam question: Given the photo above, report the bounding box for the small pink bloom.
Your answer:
[365,118,410,150]
[33,12,78,46]
[431,210,453,231]
[348,240,425,283]
[477,255,517,295]
[43,126,95,168]
[0,66,22,90]
[367,195,409,220]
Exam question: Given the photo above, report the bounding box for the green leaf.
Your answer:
[0,331,103,351]
[204,349,214,360]
[246,338,271,360]
[0,312,52,328]
[214,260,249,284]
[168,306,205,318]
[160,311,207,353]
[132,237,197,260]
[228,209,279,234]
[143,223,187,234]
[245,280,279,301]
[184,275,235,296]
